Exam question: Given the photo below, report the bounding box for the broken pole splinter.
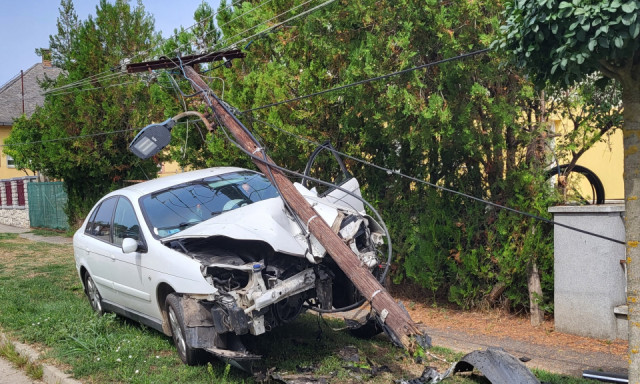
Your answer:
[182,64,429,351]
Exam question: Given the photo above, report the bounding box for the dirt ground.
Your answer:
[402,300,627,358]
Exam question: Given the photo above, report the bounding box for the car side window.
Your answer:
[84,207,99,235]
[87,197,117,243]
[112,198,141,247]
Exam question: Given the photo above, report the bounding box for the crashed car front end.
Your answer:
[152,173,386,367]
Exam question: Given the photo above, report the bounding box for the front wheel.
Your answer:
[165,293,208,365]
[84,273,104,315]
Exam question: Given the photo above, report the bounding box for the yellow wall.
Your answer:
[157,161,188,177]
[552,119,624,201]
[0,126,30,180]
[1,124,186,180]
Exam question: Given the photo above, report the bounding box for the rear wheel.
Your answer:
[84,273,103,315]
[166,293,208,365]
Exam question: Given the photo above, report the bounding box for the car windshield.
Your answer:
[140,171,279,238]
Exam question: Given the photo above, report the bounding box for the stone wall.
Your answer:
[0,176,36,228]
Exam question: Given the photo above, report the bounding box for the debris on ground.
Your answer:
[396,347,540,384]
[337,345,360,362]
[254,367,331,384]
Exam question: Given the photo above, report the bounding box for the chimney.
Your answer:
[40,49,52,67]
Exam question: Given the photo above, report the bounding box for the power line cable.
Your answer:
[41,0,250,96]
[37,0,333,98]
[208,0,316,50]
[217,0,277,30]
[43,69,129,95]
[16,77,145,103]
[177,0,335,70]
[240,48,491,114]
[0,128,137,147]
[242,114,625,245]
[0,119,202,148]
[40,0,287,96]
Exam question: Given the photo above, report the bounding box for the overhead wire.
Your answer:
[242,114,625,245]
[207,100,392,314]
[39,0,303,97]
[240,48,491,114]
[40,0,250,96]
[177,0,337,70]
[0,119,201,148]
[9,1,621,247]
[205,0,316,50]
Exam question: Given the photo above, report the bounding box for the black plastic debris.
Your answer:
[396,347,540,384]
[452,347,539,384]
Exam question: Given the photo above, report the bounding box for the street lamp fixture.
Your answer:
[129,112,213,159]
[129,119,175,159]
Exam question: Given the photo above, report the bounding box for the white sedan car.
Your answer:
[73,166,385,368]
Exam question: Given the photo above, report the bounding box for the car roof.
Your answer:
[110,166,249,198]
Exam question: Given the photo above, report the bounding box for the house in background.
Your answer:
[0,54,62,179]
[550,117,624,202]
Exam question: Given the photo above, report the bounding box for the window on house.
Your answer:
[7,155,15,168]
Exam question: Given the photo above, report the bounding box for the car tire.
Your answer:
[349,316,383,339]
[166,293,209,366]
[84,273,104,315]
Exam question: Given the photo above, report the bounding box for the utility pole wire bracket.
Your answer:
[126,50,245,73]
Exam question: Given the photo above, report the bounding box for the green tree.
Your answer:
[209,0,556,312]
[45,0,79,69]
[497,0,640,378]
[5,0,165,226]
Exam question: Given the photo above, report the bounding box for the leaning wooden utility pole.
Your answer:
[182,65,429,351]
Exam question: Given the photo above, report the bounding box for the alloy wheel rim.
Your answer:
[86,276,102,312]
[168,307,186,356]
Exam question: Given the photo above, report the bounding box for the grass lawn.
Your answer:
[0,233,591,383]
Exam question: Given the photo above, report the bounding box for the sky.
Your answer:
[0,0,221,84]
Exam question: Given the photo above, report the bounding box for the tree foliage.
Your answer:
[192,0,559,310]
[497,0,640,379]
[5,0,166,225]
[496,0,640,87]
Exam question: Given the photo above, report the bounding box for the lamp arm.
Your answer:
[172,111,213,133]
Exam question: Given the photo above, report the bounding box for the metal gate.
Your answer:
[27,182,69,230]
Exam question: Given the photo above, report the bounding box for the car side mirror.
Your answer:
[122,238,147,253]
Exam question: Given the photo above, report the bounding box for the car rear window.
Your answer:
[140,171,279,238]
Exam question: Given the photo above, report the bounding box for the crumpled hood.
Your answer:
[161,196,335,257]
